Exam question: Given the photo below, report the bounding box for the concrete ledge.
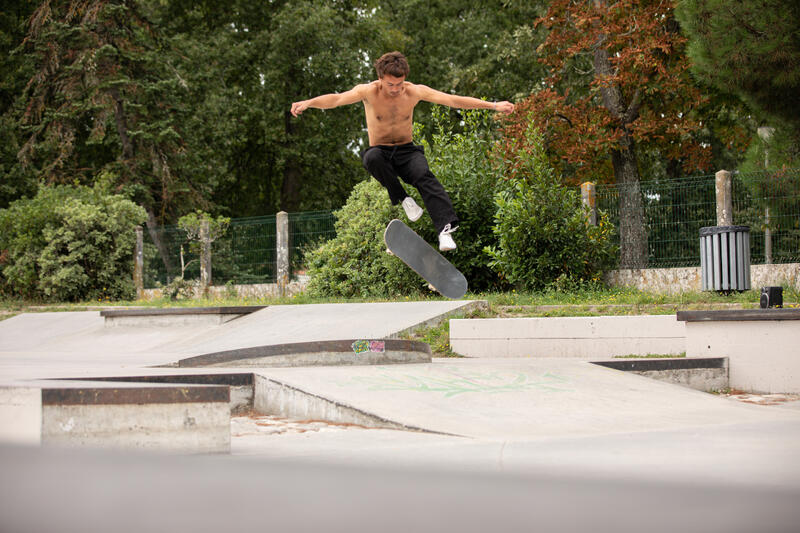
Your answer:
[66,373,254,414]
[100,306,266,317]
[450,315,685,358]
[42,402,230,453]
[592,358,729,392]
[1,381,232,453]
[101,306,266,327]
[177,339,432,368]
[677,309,800,322]
[42,384,229,405]
[677,310,800,393]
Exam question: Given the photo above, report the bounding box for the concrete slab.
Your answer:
[2,302,800,529]
[3,444,799,533]
[252,358,800,440]
[230,416,800,489]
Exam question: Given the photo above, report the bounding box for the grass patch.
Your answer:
[479,286,762,307]
[407,319,462,358]
[1,285,792,324]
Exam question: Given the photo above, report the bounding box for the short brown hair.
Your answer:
[375,52,409,78]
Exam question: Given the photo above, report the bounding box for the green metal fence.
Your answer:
[594,170,800,268]
[142,172,796,287]
[143,211,336,289]
[733,170,800,264]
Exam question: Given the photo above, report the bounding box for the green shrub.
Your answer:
[0,184,147,301]
[485,126,617,290]
[306,107,505,298]
[420,107,506,291]
[304,179,424,298]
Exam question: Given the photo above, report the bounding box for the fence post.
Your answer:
[715,170,733,226]
[276,211,289,297]
[134,226,144,300]
[765,207,772,264]
[581,182,597,226]
[200,220,211,295]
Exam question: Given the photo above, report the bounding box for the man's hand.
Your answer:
[494,101,515,115]
[290,100,309,117]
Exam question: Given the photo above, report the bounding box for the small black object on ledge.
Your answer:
[760,286,783,309]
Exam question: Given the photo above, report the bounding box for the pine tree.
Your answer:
[676,0,800,137]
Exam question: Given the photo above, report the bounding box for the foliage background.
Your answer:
[0,184,147,301]
[1,0,797,300]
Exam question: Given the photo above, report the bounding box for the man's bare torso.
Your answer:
[361,80,421,146]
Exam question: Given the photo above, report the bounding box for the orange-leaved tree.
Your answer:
[503,0,711,268]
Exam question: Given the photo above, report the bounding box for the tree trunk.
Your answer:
[109,87,135,161]
[612,140,648,268]
[109,86,175,275]
[281,109,302,210]
[280,162,302,211]
[144,207,175,274]
[593,35,648,268]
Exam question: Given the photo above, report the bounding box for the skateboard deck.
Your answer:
[384,219,468,299]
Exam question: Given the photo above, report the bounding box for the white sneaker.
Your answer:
[438,223,458,252]
[401,197,423,222]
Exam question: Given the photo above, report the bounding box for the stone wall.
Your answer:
[141,276,309,301]
[605,263,799,294]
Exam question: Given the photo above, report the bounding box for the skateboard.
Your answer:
[383,219,468,299]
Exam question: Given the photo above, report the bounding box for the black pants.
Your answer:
[362,143,458,233]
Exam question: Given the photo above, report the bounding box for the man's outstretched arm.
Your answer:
[291,85,365,117]
[416,85,514,114]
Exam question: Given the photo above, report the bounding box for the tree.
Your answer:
[154,0,387,216]
[504,0,712,268]
[676,0,800,138]
[16,0,210,270]
[487,125,616,290]
[375,0,548,141]
[0,0,37,208]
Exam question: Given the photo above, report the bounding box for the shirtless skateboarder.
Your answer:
[290,51,514,251]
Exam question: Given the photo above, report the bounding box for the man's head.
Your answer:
[375,52,409,79]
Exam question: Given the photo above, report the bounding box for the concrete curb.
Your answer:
[176,339,432,368]
[592,357,729,392]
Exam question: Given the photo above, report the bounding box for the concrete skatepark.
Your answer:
[1,300,799,532]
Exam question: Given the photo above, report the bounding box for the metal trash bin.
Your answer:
[700,225,751,291]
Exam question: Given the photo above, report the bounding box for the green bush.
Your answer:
[486,126,617,290]
[420,107,506,291]
[305,107,504,298]
[0,185,147,301]
[304,179,424,298]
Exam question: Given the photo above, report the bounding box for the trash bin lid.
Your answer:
[699,225,750,236]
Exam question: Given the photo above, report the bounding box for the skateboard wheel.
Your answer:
[386,248,394,256]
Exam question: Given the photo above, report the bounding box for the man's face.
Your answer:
[380,74,406,97]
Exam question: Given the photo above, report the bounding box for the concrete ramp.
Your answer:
[164,301,483,356]
[0,301,481,374]
[177,339,432,368]
[252,358,800,439]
